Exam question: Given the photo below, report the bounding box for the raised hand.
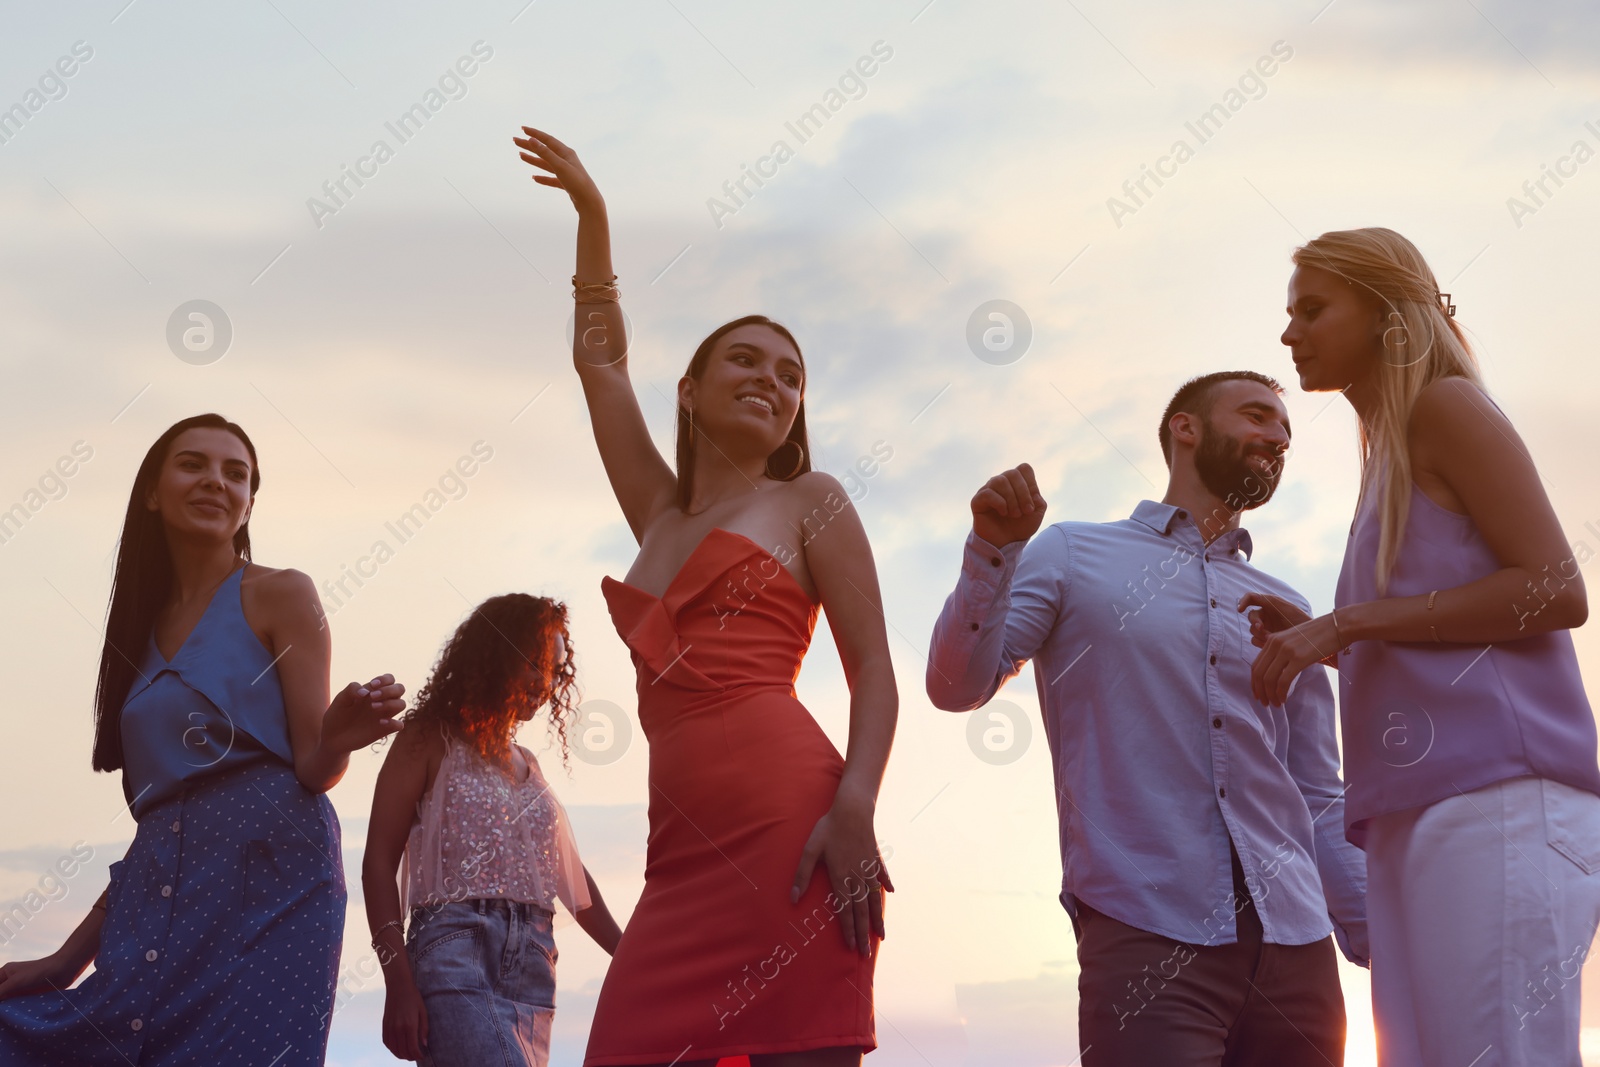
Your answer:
[512,126,603,215]
[971,463,1047,548]
[321,674,405,755]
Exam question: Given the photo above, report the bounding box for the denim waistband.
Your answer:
[413,897,554,921]
[473,897,553,919]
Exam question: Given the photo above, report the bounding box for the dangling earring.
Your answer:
[767,439,806,481]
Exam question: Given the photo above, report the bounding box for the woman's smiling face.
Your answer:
[145,427,255,543]
[683,323,804,450]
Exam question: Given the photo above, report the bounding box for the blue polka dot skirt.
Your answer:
[0,760,345,1064]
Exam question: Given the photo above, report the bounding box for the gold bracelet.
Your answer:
[572,274,620,303]
[1426,588,1440,642]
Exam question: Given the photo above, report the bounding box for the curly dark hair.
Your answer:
[403,593,578,769]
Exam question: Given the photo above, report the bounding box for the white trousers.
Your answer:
[1367,776,1600,1067]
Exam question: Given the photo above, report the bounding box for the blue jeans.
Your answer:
[407,898,559,1067]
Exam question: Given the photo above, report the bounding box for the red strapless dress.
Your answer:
[582,527,878,1065]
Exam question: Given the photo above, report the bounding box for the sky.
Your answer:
[3,0,1600,1064]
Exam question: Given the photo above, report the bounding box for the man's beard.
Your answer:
[1195,419,1282,512]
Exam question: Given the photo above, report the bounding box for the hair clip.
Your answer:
[1436,292,1455,317]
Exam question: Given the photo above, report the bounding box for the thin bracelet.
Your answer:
[1426,588,1440,642]
[1330,607,1347,654]
[370,919,403,951]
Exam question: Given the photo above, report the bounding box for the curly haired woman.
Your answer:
[362,593,622,1067]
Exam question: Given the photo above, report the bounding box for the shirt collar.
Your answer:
[1130,499,1254,561]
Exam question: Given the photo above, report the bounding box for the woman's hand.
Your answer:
[790,797,894,957]
[381,973,429,1060]
[1240,591,1342,671]
[1249,612,1342,707]
[321,675,405,756]
[513,126,604,216]
[1237,592,1311,647]
[0,953,86,1001]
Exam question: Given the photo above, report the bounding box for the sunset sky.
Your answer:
[4,1,1600,1063]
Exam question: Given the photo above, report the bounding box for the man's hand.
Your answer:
[971,463,1046,548]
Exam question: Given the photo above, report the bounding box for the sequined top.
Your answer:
[403,732,591,914]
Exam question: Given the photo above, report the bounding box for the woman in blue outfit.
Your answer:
[0,413,406,1065]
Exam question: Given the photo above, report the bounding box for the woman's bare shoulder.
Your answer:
[388,718,447,772]
[240,561,316,599]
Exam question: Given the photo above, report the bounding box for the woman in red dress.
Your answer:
[513,126,897,1067]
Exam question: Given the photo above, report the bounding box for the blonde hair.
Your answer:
[1291,227,1486,595]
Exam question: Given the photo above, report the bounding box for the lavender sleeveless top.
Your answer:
[402,733,591,914]
[1334,476,1600,848]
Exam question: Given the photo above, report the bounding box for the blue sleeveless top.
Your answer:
[120,565,296,818]
[1334,476,1600,848]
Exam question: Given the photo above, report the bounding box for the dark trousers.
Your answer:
[1073,848,1345,1066]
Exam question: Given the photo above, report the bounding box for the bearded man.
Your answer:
[927,371,1369,1067]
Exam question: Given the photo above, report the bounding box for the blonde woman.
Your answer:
[1242,227,1600,1066]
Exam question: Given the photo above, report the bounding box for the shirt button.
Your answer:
[989,557,1001,567]
[130,1019,143,1032]
[969,622,979,631]
[145,949,158,962]
[1213,717,1222,728]
[1209,654,1217,665]
[161,885,173,897]
[1218,787,1227,799]
[1210,598,1217,608]
[170,821,181,833]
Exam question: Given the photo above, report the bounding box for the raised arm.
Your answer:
[513,126,675,543]
[926,464,1059,711]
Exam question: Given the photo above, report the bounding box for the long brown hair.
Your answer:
[1291,227,1486,595]
[402,594,578,769]
[94,414,260,773]
[674,315,811,511]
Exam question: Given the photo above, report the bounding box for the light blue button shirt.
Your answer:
[927,499,1368,962]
